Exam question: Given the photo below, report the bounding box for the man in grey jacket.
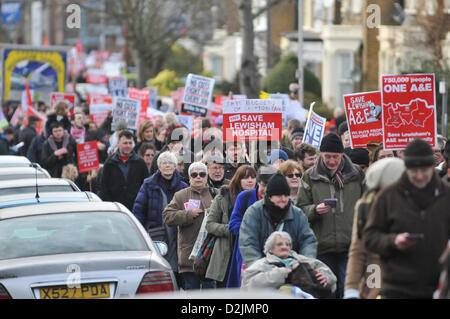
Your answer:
[239,172,317,269]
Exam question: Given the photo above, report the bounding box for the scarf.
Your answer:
[318,157,345,191]
[264,195,291,227]
[273,255,294,267]
[48,133,70,152]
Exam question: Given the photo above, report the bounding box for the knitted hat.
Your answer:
[290,129,304,141]
[320,134,344,154]
[349,148,370,167]
[404,139,435,168]
[268,149,288,164]
[265,172,291,197]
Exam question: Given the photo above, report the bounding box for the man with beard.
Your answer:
[364,139,450,299]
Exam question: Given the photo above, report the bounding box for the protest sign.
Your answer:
[177,114,194,134]
[223,99,283,142]
[108,76,127,97]
[86,69,108,85]
[343,91,383,149]
[88,94,113,127]
[147,87,158,109]
[77,141,100,174]
[182,74,215,116]
[302,103,326,148]
[128,88,150,126]
[50,92,77,117]
[112,97,141,131]
[381,73,437,150]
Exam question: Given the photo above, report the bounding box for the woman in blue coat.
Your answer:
[227,165,278,288]
[132,151,188,287]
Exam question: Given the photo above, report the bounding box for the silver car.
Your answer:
[0,178,81,197]
[0,202,176,299]
[0,155,32,168]
[0,167,51,181]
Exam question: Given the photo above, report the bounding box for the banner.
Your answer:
[302,103,326,148]
[108,76,127,97]
[112,97,141,131]
[1,2,21,24]
[128,88,150,126]
[86,69,108,85]
[223,99,283,142]
[50,92,76,117]
[343,91,383,149]
[182,74,215,116]
[88,93,112,127]
[1,45,69,103]
[381,73,437,150]
[77,141,100,174]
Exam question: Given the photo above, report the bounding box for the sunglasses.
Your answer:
[286,173,301,179]
[191,172,207,178]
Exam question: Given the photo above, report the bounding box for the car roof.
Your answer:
[0,167,51,179]
[0,178,79,190]
[0,201,128,220]
[0,192,102,209]
[0,156,31,165]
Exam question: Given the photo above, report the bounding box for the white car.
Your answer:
[0,178,81,197]
[0,167,51,181]
[0,155,32,168]
[0,202,176,299]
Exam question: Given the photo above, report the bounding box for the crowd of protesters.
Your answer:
[1,98,449,299]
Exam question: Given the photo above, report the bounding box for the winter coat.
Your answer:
[296,154,365,256]
[364,172,450,299]
[162,186,216,273]
[227,187,259,287]
[205,186,234,282]
[100,151,149,211]
[239,199,318,268]
[133,170,188,230]
[242,251,336,294]
[0,136,16,155]
[26,133,46,165]
[18,125,37,156]
[41,133,78,178]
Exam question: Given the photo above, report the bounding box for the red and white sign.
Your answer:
[381,73,437,150]
[88,94,113,127]
[223,99,283,142]
[50,93,77,117]
[343,91,383,149]
[77,141,100,174]
[128,88,150,126]
[86,69,108,85]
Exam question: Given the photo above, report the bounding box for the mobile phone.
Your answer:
[406,233,424,240]
[324,198,337,208]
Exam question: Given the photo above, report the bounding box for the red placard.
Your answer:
[343,91,383,149]
[86,69,108,85]
[88,94,113,127]
[128,88,150,126]
[51,93,77,117]
[381,74,437,150]
[77,141,100,174]
[223,99,283,142]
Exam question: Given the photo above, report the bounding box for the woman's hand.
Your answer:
[314,270,327,287]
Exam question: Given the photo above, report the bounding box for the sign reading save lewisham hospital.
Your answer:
[381,73,437,150]
[223,99,283,142]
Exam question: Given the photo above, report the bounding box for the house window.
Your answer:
[336,51,354,107]
[210,55,223,80]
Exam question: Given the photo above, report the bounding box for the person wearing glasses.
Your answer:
[163,162,217,290]
[204,155,230,189]
[279,160,303,202]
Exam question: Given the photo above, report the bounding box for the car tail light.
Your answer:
[136,271,174,295]
[0,284,11,299]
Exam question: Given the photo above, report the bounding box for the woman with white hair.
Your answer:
[344,157,406,299]
[133,151,189,288]
[242,231,336,298]
[163,162,217,290]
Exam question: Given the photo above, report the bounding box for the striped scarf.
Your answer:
[320,158,345,191]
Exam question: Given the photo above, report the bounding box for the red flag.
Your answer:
[76,38,83,54]
[24,106,47,135]
[24,80,34,109]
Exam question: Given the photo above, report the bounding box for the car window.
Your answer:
[0,185,76,196]
[0,212,149,260]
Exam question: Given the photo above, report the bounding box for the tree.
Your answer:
[107,0,212,88]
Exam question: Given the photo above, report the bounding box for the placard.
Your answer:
[182,74,215,116]
[88,94,112,127]
[112,97,141,131]
[343,91,383,149]
[302,103,326,148]
[77,141,99,174]
[108,76,127,97]
[381,73,437,150]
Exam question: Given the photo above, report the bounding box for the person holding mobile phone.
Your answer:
[364,139,450,299]
[296,134,365,299]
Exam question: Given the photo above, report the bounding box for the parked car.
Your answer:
[0,178,81,197]
[0,202,176,299]
[0,155,32,168]
[0,167,51,181]
[0,191,102,209]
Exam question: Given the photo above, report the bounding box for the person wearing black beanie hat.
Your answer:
[348,148,370,172]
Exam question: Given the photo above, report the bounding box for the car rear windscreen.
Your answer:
[0,185,75,196]
[0,212,149,260]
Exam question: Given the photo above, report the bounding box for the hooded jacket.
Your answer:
[364,172,450,298]
[296,154,365,255]
[100,150,149,211]
[239,199,317,268]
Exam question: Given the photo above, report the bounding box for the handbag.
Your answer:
[193,233,217,278]
[286,262,331,299]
